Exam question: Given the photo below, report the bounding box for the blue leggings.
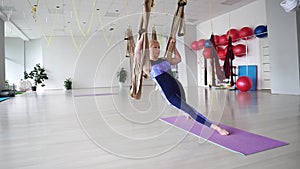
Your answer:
[154,73,212,127]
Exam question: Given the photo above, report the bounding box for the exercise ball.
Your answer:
[219,34,228,46]
[226,29,240,42]
[204,39,211,48]
[202,47,212,59]
[239,27,254,40]
[236,76,252,92]
[198,39,206,49]
[233,44,247,57]
[214,35,220,45]
[254,25,268,38]
[191,41,201,50]
[217,47,226,61]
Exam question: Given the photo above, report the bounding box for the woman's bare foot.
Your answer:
[185,114,192,120]
[211,124,230,136]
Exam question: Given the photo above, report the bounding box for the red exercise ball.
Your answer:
[218,34,228,46]
[198,39,205,49]
[214,35,220,45]
[226,29,240,42]
[217,47,226,61]
[202,47,211,59]
[233,44,246,57]
[239,27,254,40]
[236,76,252,92]
[191,41,201,50]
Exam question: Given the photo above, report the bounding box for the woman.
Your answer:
[135,37,229,135]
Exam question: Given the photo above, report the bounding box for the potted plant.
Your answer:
[24,63,49,91]
[116,67,128,87]
[64,78,72,90]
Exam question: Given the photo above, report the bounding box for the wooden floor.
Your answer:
[0,86,299,169]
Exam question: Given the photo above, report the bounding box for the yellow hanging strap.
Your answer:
[72,0,96,37]
[97,9,114,46]
[69,27,83,53]
[227,13,231,39]
[33,1,59,47]
[209,0,213,34]
[26,0,39,21]
[43,7,59,47]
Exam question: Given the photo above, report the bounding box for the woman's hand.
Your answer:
[170,38,176,44]
[170,38,182,65]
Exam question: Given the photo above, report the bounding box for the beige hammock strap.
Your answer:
[152,26,157,41]
[164,0,187,62]
[129,0,153,99]
[124,27,135,80]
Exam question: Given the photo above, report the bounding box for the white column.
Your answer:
[266,0,300,95]
[0,19,5,90]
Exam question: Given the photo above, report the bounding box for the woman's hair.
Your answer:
[149,39,160,47]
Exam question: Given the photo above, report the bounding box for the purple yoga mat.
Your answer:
[74,93,119,97]
[160,116,288,155]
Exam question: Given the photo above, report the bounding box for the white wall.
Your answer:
[43,37,77,89]
[197,0,267,88]
[182,24,198,87]
[0,19,4,90]
[5,38,24,85]
[25,39,42,72]
[41,12,182,89]
[298,11,300,80]
[4,38,43,89]
[266,0,300,95]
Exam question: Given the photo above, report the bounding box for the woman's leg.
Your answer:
[167,94,212,127]
[169,94,229,135]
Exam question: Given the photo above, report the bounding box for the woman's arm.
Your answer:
[134,36,144,63]
[169,39,182,65]
[134,35,151,77]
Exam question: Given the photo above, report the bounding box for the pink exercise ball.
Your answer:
[217,47,226,61]
[191,41,201,50]
[226,29,240,42]
[198,39,206,49]
[239,27,254,40]
[236,76,252,92]
[214,35,220,45]
[203,47,212,59]
[233,44,247,57]
[219,34,228,46]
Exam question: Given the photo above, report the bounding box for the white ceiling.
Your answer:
[0,0,257,40]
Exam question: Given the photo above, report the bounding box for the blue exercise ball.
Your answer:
[204,39,211,48]
[254,25,268,38]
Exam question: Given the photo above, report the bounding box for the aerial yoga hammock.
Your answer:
[207,2,226,87]
[125,0,153,99]
[209,34,226,87]
[126,0,186,99]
